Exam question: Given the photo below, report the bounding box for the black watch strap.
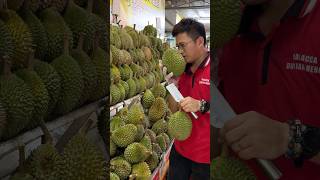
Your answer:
[200,100,210,114]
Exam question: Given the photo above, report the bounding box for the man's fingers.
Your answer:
[238,146,256,160]
[224,115,246,133]
[225,125,247,145]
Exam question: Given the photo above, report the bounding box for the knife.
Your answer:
[211,83,282,180]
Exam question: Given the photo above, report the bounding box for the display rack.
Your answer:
[0,97,107,178]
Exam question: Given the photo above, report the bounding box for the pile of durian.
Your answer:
[99,82,194,180]
[110,24,166,105]
[10,126,107,180]
[0,0,108,141]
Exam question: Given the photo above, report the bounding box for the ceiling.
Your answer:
[165,0,210,33]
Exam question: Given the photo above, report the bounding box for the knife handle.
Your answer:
[191,112,198,119]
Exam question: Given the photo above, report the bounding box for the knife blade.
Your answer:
[211,84,282,180]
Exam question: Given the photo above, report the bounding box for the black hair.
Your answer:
[172,18,206,45]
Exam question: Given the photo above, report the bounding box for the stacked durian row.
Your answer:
[110,24,165,106]
[98,81,194,180]
[0,0,108,141]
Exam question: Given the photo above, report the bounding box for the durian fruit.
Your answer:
[24,0,41,12]
[135,124,145,142]
[16,50,49,129]
[87,13,108,52]
[146,151,159,171]
[58,134,106,180]
[142,89,155,109]
[140,135,152,151]
[152,83,166,98]
[33,60,61,120]
[210,144,257,180]
[63,0,96,49]
[139,33,151,48]
[25,144,62,179]
[124,142,151,164]
[0,9,33,69]
[142,47,152,61]
[89,34,108,101]
[133,76,140,95]
[148,97,166,122]
[0,20,14,61]
[110,83,120,105]
[212,0,242,48]
[0,102,6,137]
[0,58,34,140]
[110,116,125,132]
[121,64,132,81]
[110,172,120,180]
[110,45,122,66]
[127,104,144,125]
[155,134,167,152]
[111,26,121,49]
[122,50,133,65]
[111,124,137,147]
[168,111,192,141]
[111,64,121,84]
[138,77,147,93]
[110,140,117,157]
[110,156,132,180]
[51,35,84,115]
[119,80,129,99]
[152,143,162,157]
[143,25,157,37]
[162,48,186,77]
[161,133,171,147]
[130,162,151,180]
[116,83,126,102]
[126,77,137,98]
[7,0,25,11]
[19,8,48,60]
[125,26,139,48]
[39,8,73,62]
[71,33,98,105]
[145,129,156,143]
[119,28,134,50]
[151,119,167,135]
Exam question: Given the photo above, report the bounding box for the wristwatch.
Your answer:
[199,99,210,114]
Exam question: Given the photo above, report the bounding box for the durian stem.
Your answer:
[63,33,70,55]
[134,24,136,30]
[27,49,35,70]
[77,33,85,51]
[1,56,11,78]
[40,120,54,145]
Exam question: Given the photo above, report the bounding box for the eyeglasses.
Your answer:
[176,40,193,51]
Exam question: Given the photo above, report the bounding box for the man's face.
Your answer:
[175,32,203,64]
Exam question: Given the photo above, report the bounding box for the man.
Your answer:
[218,0,320,179]
[165,18,211,179]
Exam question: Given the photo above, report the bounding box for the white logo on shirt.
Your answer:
[286,53,320,74]
[199,78,210,85]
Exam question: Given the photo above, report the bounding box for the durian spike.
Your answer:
[77,32,85,51]
[63,33,70,55]
[129,174,137,180]
[1,56,11,78]
[26,49,35,70]
[39,120,53,145]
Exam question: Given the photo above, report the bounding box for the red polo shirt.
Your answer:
[219,1,320,179]
[174,53,211,164]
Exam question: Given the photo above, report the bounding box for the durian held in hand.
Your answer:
[162,48,186,77]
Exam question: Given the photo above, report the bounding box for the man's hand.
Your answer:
[179,97,200,113]
[220,111,290,160]
[163,66,178,86]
